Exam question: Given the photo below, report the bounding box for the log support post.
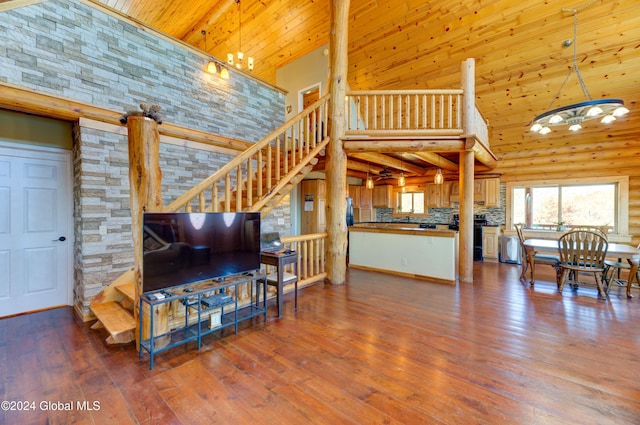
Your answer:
[459,58,476,283]
[126,114,167,348]
[459,150,475,282]
[325,0,350,285]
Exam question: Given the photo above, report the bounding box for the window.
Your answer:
[507,176,628,235]
[396,191,425,214]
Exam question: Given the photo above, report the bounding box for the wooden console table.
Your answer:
[261,251,298,317]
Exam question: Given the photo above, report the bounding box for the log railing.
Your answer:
[344,87,489,148]
[345,90,463,136]
[261,232,328,290]
[164,95,330,213]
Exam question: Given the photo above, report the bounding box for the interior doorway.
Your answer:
[292,83,322,236]
[299,83,320,113]
[0,141,73,317]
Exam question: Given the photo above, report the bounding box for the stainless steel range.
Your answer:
[451,214,488,261]
[473,214,488,261]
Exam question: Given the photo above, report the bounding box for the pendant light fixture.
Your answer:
[434,168,444,185]
[529,1,628,135]
[366,163,374,189]
[434,156,443,184]
[227,0,254,71]
[397,154,406,187]
[201,30,229,79]
[200,30,218,75]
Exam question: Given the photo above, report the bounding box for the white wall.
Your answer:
[276,44,329,122]
[276,45,330,235]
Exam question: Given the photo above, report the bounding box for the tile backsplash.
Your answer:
[373,184,506,226]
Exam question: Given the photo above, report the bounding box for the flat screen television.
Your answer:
[142,212,261,293]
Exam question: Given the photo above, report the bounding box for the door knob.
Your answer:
[52,236,66,242]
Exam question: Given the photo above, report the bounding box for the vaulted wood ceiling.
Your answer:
[91,0,639,181]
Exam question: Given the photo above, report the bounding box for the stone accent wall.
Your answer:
[72,124,291,314]
[1,0,288,316]
[0,0,284,139]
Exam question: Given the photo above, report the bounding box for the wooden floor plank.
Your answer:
[1,262,640,424]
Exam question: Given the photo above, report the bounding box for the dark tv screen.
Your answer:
[142,212,261,293]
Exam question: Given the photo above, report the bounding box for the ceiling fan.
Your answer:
[375,167,397,181]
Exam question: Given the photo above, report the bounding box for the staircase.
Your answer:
[90,95,331,344]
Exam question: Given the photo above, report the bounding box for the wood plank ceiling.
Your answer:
[90,0,639,183]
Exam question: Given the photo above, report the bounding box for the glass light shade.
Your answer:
[207,61,217,74]
[613,106,629,117]
[366,175,374,189]
[586,105,603,117]
[434,168,444,184]
[601,114,616,124]
[539,126,552,135]
[568,123,582,131]
[227,53,234,65]
[397,174,405,187]
[530,123,542,132]
[548,114,563,124]
[220,67,230,80]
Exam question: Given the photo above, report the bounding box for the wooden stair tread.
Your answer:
[91,301,136,338]
[115,282,135,303]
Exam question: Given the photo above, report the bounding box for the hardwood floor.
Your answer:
[2,262,640,424]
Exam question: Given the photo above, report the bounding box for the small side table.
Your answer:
[260,251,298,317]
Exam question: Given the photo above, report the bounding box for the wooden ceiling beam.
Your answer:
[343,138,465,153]
[467,139,498,170]
[345,159,385,174]
[350,152,425,175]
[409,152,458,171]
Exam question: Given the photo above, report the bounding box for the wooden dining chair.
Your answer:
[514,223,561,285]
[602,242,640,294]
[557,230,609,298]
[571,226,609,240]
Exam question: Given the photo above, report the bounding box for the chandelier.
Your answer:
[227,0,254,71]
[529,2,628,135]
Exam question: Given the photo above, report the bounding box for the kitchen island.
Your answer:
[349,225,458,283]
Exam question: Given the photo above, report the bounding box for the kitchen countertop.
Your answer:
[349,225,457,237]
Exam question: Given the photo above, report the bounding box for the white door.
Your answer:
[0,142,72,317]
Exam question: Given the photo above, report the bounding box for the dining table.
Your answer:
[523,238,640,298]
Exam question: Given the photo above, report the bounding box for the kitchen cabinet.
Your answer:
[358,207,374,222]
[301,180,326,233]
[426,182,452,208]
[347,185,374,223]
[484,178,500,208]
[426,183,441,208]
[372,184,393,208]
[448,178,500,206]
[348,185,361,208]
[482,226,501,262]
[360,186,372,208]
[474,179,485,203]
[449,181,459,203]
